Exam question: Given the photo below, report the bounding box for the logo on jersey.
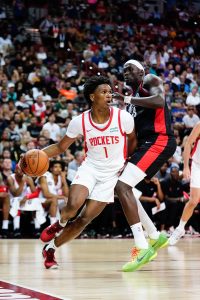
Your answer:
[89,136,119,146]
[126,104,137,117]
[110,127,119,133]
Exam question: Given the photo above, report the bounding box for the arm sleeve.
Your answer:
[26,188,40,200]
[120,110,135,134]
[66,115,83,138]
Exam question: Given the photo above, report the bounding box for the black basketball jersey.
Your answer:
[126,90,173,140]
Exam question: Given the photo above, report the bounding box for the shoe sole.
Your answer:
[46,264,59,270]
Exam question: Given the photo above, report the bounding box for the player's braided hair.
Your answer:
[83,75,111,107]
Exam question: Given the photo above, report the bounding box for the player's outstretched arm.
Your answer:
[114,74,165,109]
[131,74,165,108]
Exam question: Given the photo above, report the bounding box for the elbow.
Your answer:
[157,95,165,108]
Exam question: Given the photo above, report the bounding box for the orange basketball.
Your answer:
[20,149,49,177]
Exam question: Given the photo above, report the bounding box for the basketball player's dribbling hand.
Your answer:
[183,167,190,181]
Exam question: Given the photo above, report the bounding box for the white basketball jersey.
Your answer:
[82,107,127,173]
[38,171,62,197]
[9,174,29,199]
[191,137,200,164]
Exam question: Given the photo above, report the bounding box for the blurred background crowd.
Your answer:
[0,0,200,239]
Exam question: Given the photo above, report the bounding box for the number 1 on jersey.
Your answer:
[103,147,108,158]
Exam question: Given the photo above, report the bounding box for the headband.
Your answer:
[124,60,144,71]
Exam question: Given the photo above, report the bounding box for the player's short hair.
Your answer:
[83,76,111,107]
[49,160,65,171]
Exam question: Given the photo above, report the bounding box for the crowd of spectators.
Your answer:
[0,0,200,238]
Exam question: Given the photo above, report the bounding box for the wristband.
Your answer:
[124,96,132,104]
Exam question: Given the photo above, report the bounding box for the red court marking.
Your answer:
[0,281,64,299]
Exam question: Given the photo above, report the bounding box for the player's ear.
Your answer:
[90,93,94,102]
[140,70,145,78]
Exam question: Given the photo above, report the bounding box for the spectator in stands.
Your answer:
[31,95,46,122]
[182,106,200,136]
[161,165,189,233]
[27,116,43,138]
[37,135,49,149]
[136,177,165,231]
[155,162,170,182]
[186,84,200,106]
[67,151,84,184]
[1,158,13,183]
[42,113,61,142]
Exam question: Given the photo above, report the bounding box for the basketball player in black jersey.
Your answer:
[113,59,176,271]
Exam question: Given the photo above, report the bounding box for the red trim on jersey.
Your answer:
[118,109,124,136]
[191,137,200,157]
[136,135,168,171]
[154,108,166,134]
[82,113,88,156]
[88,107,114,131]
[118,109,127,159]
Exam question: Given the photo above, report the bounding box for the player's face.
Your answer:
[51,164,62,175]
[123,64,144,86]
[91,84,112,108]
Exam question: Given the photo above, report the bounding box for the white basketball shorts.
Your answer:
[190,161,200,188]
[71,162,119,203]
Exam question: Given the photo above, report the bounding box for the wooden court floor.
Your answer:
[0,238,200,300]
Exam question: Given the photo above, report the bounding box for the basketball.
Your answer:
[20,149,49,177]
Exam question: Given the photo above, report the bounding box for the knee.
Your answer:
[188,198,199,208]
[50,197,58,206]
[115,181,132,198]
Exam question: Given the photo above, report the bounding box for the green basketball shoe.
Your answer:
[150,232,168,251]
[122,246,157,272]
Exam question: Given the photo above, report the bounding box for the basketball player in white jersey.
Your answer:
[40,76,156,270]
[169,122,200,245]
[37,160,69,223]
[7,165,41,237]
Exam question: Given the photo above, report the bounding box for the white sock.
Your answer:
[178,220,186,231]
[2,220,9,230]
[13,216,20,230]
[50,217,57,225]
[34,218,40,229]
[136,197,160,240]
[59,219,68,227]
[130,222,149,249]
[46,239,56,251]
